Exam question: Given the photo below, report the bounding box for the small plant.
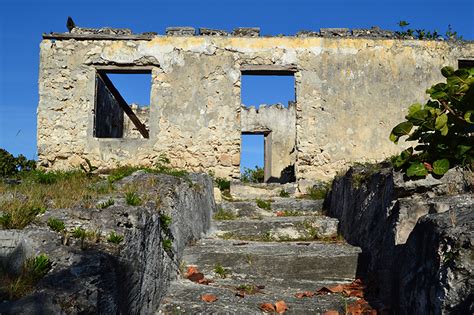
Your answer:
[236,284,261,295]
[0,205,46,230]
[256,199,272,211]
[306,183,330,200]
[213,208,236,220]
[279,189,290,197]
[241,166,264,183]
[154,154,189,178]
[390,66,473,178]
[80,158,98,177]
[125,191,142,206]
[160,214,172,230]
[107,166,143,183]
[72,227,87,239]
[215,177,230,191]
[163,238,173,251]
[98,198,115,209]
[47,217,65,232]
[0,254,52,301]
[277,210,300,217]
[107,231,124,244]
[214,263,231,279]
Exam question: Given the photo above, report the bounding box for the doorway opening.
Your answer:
[240,133,271,183]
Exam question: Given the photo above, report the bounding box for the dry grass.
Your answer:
[0,171,112,229]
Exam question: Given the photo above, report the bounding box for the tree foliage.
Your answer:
[0,148,36,177]
[390,66,474,177]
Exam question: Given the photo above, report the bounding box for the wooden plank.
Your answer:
[42,32,154,41]
[97,72,149,138]
[240,64,298,75]
[94,66,154,73]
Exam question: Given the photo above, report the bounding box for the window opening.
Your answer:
[94,70,151,139]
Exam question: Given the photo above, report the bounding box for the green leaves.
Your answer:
[406,163,428,177]
[390,122,413,143]
[433,159,450,175]
[390,66,474,178]
[441,66,455,78]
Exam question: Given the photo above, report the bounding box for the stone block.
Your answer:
[319,28,351,37]
[166,26,195,36]
[199,28,228,36]
[232,27,260,37]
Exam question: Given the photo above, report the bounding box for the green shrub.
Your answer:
[125,191,142,206]
[390,66,474,177]
[0,148,36,177]
[215,177,230,191]
[256,199,271,211]
[306,183,330,200]
[47,217,65,232]
[107,231,124,244]
[241,166,264,183]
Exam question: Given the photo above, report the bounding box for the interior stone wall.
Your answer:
[37,34,474,184]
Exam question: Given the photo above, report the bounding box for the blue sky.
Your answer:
[1,0,473,171]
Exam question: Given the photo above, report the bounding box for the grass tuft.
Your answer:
[213,208,236,220]
[47,217,65,232]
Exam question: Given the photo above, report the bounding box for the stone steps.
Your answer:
[212,216,339,241]
[219,198,324,218]
[158,195,361,314]
[182,239,360,283]
[159,277,357,315]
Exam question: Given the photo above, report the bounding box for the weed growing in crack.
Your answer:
[107,231,124,244]
[47,217,65,232]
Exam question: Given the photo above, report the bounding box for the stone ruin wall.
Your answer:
[37,27,474,188]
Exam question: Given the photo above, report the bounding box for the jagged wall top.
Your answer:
[43,25,469,42]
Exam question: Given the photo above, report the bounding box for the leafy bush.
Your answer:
[47,217,65,232]
[215,177,230,191]
[241,166,264,183]
[0,148,36,177]
[390,66,474,177]
[395,21,462,40]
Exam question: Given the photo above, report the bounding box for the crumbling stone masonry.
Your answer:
[37,26,474,189]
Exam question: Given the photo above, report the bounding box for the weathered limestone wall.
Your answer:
[241,103,296,183]
[37,34,474,183]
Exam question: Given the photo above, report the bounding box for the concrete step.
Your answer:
[158,276,357,315]
[212,216,339,241]
[182,239,361,284]
[219,198,324,219]
[229,182,298,200]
